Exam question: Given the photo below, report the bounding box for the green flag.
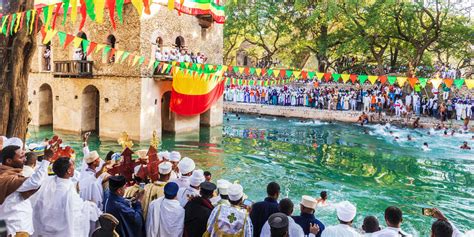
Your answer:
[82,40,90,54]
[62,0,70,25]
[102,45,111,57]
[139,56,145,65]
[418,78,428,88]
[10,14,17,35]
[332,73,341,82]
[1,16,8,35]
[26,11,31,32]
[233,66,239,73]
[249,67,256,75]
[388,76,397,85]
[85,0,96,20]
[454,78,465,89]
[266,69,273,76]
[117,0,124,23]
[121,51,130,63]
[285,70,293,78]
[358,75,368,84]
[58,31,67,46]
[308,71,315,79]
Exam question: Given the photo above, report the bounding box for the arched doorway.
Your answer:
[161,91,175,133]
[38,84,53,126]
[82,85,100,134]
[175,36,185,50]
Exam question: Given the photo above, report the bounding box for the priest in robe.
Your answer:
[32,157,102,237]
[177,169,205,207]
[0,145,52,237]
[142,161,172,218]
[79,151,107,209]
[146,182,185,237]
[103,175,145,237]
[172,157,195,188]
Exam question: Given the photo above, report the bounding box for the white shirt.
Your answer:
[22,165,35,178]
[146,197,184,237]
[321,224,362,237]
[172,175,190,188]
[0,161,50,236]
[32,176,102,237]
[372,227,411,237]
[78,168,104,209]
[260,215,315,237]
[177,186,200,207]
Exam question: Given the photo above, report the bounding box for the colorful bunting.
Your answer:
[332,73,341,82]
[465,80,474,89]
[408,77,418,88]
[368,75,378,84]
[443,78,453,88]
[454,79,465,89]
[431,79,442,89]
[418,78,428,88]
[341,74,350,83]
[388,76,397,85]
[358,75,368,84]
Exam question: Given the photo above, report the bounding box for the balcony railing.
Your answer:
[53,60,93,78]
[153,62,173,80]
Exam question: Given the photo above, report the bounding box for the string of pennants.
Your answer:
[0,0,224,36]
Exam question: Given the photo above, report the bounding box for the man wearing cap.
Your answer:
[293,195,325,237]
[372,206,411,237]
[169,151,181,180]
[79,151,107,209]
[261,198,318,237]
[104,175,145,237]
[321,201,360,237]
[251,182,281,237]
[211,179,231,206]
[0,146,52,237]
[146,182,185,237]
[205,183,253,237]
[33,157,103,236]
[184,181,217,237]
[173,157,195,188]
[177,169,205,207]
[142,161,173,218]
[267,213,289,237]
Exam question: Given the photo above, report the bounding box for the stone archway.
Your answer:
[82,85,100,133]
[161,91,175,133]
[38,83,53,126]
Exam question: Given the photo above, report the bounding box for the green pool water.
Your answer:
[27,114,474,236]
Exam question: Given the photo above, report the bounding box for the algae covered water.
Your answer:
[27,113,474,236]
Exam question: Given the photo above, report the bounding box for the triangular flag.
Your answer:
[285,70,293,78]
[368,75,378,84]
[378,75,387,84]
[132,55,140,66]
[58,31,67,46]
[84,0,96,20]
[73,36,83,48]
[153,61,160,71]
[51,2,62,29]
[102,46,111,58]
[341,74,350,83]
[138,56,145,65]
[418,78,428,88]
[115,50,125,63]
[308,71,315,80]
[279,70,286,78]
[14,12,22,33]
[301,71,307,79]
[30,9,37,34]
[2,15,9,35]
[43,5,54,29]
[388,76,397,85]
[116,0,124,23]
[249,67,256,75]
[453,78,465,89]
[272,69,280,78]
[106,0,116,29]
[121,51,130,63]
[465,79,474,89]
[238,67,244,74]
[95,44,106,53]
[358,75,368,84]
[148,59,155,69]
[350,74,358,84]
[316,72,324,81]
[396,77,407,86]
[81,39,90,54]
[323,72,332,82]
[408,77,418,88]
[430,78,442,89]
[95,0,106,23]
[143,0,151,14]
[168,0,175,10]
[42,29,57,45]
[443,78,453,88]
[71,0,78,22]
[131,0,143,15]
[332,73,341,82]
[86,42,97,56]
[255,68,262,76]
[293,70,301,78]
[243,67,250,75]
[63,34,75,49]
[62,0,70,25]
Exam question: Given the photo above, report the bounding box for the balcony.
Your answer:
[153,62,173,81]
[53,60,93,78]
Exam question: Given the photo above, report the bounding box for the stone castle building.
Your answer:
[28,2,224,141]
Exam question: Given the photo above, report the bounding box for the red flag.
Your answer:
[79,0,87,31]
[19,12,25,31]
[64,34,75,49]
[143,0,151,14]
[443,78,453,88]
[350,74,358,84]
[244,67,250,75]
[261,68,266,76]
[35,8,42,33]
[109,48,116,61]
[279,69,285,78]
[106,0,116,29]
[86,42,97,56]
[324,73,332,82]
[408,77,418,88]
[301,71,308,79]
[379,75,387,84]
[52,2,63,30]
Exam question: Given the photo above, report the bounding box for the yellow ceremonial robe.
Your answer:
[142,181,167,218]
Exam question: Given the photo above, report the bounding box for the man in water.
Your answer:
[413,117,420,128]
[422,142,430,151]
[358,112,369,126]
[460,142,471,150]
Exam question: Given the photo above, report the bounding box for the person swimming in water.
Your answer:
[460,141,471,150]
[407,135,412,141]
[358,112,369,126]
[443,130,449,137]
[422,142,430,151]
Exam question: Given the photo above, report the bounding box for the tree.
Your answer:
[0,0,37,140]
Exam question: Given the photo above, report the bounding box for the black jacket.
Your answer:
[184,196,214,237]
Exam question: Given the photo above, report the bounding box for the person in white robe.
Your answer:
[79,151,106,209]
[177,169,205,207]
[32,157,102,237]
[172,157,195,188]
[0,145,51,236]
[146,182,184,237]
[321,201,361,237]
[169,151,181,180]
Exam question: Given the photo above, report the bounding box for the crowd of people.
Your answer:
[224,83,473,125]
[0,133,472,237]
[154,48,207,64]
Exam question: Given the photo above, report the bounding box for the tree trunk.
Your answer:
[0,0,37,141]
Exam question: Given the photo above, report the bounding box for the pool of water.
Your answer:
[27,114,474,236]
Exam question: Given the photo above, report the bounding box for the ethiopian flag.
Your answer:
[173,0,225,24]
[170,69,225,116]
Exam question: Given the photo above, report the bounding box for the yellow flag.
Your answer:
[71,0,78,22]
[238,67,245,74]
[255,68,261,76]
[465,79,474,89]
[115,50,124,63]
[45,5,54,29]
[316,72,324,80]
[29,10,36,34]
[368,75,378,84]
[14,13,22,33]
[293,71,301,78]
[42,29,58,45]
[168,0,175,10]
[272,69,279,78]
[94,0,106,23]
[73,36,83,48]
[95,44,106,53]
[430,78,442,89]
[396,77,407,86]
[341,74,350,83]
[161,63,169,73]
[132,0,143,16]
[148,59,156,69]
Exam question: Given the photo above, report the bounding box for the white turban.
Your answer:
[190,169,205,187]
[158,162,172,175]
[158,151,170,161]
[336,201,357,222]
[178,157,195,175]
[4,137,24,148]
[216,179,231,195]
[228,184,244,201]
[170,151,181,162]
[84,151,100,164]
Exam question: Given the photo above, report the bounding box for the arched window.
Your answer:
[75,32,87,61]
[156,37,163,49]
[107,34,116,63]
[175,36,185,50]
[43,42,51,71]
